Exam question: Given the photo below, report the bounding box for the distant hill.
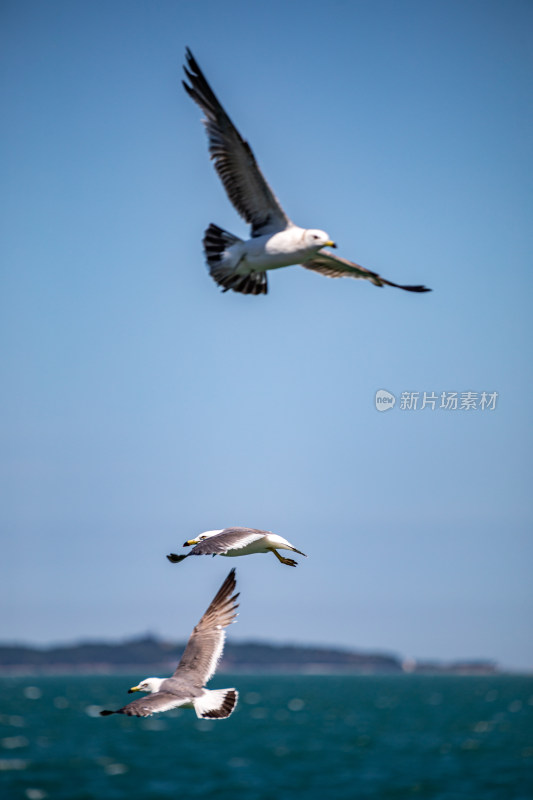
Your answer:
[0,636,498,675]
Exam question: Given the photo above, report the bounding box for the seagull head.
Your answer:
[128,677,164,694]
[183,528,224,547]
[304,229,337,250]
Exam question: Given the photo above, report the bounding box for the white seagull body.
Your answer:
[183,48,431,296]
[100,569,239,719]
[167,527,307,568]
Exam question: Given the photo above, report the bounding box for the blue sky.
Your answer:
[1,0,532,669]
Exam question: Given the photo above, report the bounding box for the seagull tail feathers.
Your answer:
[289,546,308,557]
[203,224,267,295]
[194,688,238,719]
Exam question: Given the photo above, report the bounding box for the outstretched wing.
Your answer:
[191,528,267,555]
[167,528,265,563]
[100,692,187,718]
[183,48,291,237]
[302,251,431,292]
[172,568,239,686]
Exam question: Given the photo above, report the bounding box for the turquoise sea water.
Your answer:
[0,674,532,799]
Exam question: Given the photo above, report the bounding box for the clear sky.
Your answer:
[1,0,532,670]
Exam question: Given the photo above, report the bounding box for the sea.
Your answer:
[0,674,532,800]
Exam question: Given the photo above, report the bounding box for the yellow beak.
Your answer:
[128,684,142,693]
[183,538,199,546]
[325,240,337,248]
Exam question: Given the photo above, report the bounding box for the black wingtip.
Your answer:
[213,568,238,602]
[383,280,432,293]
[404,285,432,293]
[225,567,237,592]
[184,47,200,76]
[100,709,114,716]
[183,49,199,93]
[167,553,187,564]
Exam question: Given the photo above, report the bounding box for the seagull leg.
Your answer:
[272,550,298,567]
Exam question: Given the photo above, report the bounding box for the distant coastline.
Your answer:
[0,636,498,676]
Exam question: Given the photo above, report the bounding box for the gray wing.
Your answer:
[183,48,291,237]
[302,251,431,292]
[190,528,267,555]
[172,568,239,685]
[100,692,187,717]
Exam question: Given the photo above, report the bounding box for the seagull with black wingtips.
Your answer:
[100,569,239,719]
[167,527,307,568]
[183,48,431,296]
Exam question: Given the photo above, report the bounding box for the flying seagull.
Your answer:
[100,569,239,719]
[183,48,430,296]
[167,527,307,568]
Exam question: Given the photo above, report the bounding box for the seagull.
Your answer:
[100,569,239,719]
[167,527,307,568]
[183,48,431,296]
